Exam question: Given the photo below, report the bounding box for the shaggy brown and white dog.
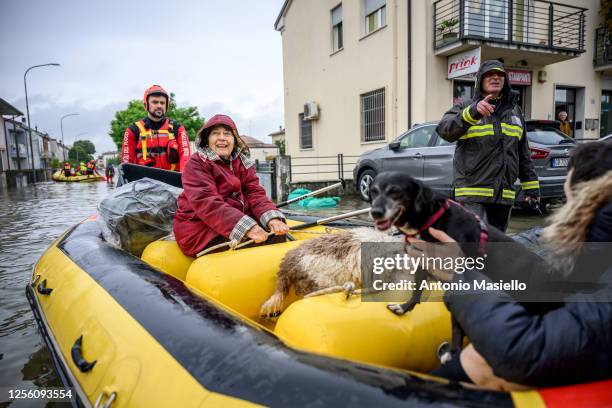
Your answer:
[260,227,403,318]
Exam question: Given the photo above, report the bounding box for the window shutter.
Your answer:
[365,0,385,15]
[332,5,342,25]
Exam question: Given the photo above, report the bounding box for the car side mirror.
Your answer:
[389,141,401,151]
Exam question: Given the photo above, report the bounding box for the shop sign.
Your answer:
[507,69,532,85]
[448,48,481,79]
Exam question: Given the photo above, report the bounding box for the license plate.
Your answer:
[552,157,569,167]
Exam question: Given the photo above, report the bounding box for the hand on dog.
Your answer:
[407,227,456,244]
[405,227,462,282]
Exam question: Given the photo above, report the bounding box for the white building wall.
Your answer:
[278,0,605,181]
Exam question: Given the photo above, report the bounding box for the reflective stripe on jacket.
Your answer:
[437,103,539,205]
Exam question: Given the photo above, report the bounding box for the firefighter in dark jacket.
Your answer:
[121,85,191,171]
[436,60,540,232]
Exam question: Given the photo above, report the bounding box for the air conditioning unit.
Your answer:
[303,101,319,120]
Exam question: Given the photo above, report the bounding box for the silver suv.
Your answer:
[353,120,575,205]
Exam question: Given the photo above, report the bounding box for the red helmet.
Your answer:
[143,85,169,110]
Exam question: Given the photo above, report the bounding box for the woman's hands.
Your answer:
[246,225,269,243]
[246,219,289,243]
[268,219,289,235]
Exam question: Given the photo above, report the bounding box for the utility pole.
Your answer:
[24,63,60,183]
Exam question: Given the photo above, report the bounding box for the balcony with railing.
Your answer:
[595,27,612,73]
[433,0,586,65]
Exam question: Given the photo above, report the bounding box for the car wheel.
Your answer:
[358,169,376,201]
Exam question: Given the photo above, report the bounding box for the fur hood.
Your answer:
[542,170,612,275]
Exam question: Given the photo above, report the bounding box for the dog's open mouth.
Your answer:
[374,207,404,231]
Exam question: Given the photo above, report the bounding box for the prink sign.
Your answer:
[447,48,481,79]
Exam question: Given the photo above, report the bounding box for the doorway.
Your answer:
[555,87,576,138]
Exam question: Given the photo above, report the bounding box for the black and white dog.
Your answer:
[369,171,548,362]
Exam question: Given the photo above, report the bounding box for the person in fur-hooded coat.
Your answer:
[173,114,288,257]
[431,141,612,390]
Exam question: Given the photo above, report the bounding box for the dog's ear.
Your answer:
[413,181,435,214]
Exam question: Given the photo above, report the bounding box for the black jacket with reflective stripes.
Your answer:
[436,60,539,205]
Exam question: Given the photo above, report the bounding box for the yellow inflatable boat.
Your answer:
[28,212,611,406]
[52,170,104,182]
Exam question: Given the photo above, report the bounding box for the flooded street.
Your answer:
[0,181,115,404]
[0,181,546,405]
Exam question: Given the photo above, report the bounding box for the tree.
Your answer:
[274,139,286,156]
[108,93,204,150]
[51,158,61,169]
[69,139,95,164]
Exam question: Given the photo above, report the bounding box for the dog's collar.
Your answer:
[408,198,489,256]
[416,199,452,235]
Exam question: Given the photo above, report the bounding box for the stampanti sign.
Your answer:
[506,69,532,86]
[447,48,481,79]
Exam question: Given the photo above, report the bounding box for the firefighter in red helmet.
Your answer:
[121,85,191,171]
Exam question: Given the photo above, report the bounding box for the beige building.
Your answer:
[241,135,280,162]
[275,0,612,181]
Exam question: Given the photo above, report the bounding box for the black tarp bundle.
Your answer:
[98,177,181,257]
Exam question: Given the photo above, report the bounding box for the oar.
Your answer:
[289,208,371,230]
[276,182,343,208]
[195,207,371,257]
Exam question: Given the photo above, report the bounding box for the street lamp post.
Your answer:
[24,63,60,183]
[60,113,79,161]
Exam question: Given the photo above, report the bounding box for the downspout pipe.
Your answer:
[407,0,412,128]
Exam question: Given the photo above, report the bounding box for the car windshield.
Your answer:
[527,129,575,145]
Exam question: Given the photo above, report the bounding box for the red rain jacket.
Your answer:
[173,150,281,257]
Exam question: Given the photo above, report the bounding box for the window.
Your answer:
[361,88,385,142]
[299,113,313,149]
[399,126,435,149]
[453,80,475,106]
[434,134,454,146]
[331,4,343,52]
[364,0,386,34]
[526,129,572,145]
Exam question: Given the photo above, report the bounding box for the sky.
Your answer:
[0,0,286,155]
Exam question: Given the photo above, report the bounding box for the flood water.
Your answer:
[0,181,115,407]
[0,181,545,406]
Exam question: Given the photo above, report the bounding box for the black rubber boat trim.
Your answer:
[26,285,86,408]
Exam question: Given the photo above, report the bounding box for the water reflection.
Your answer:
[0,181,114,399]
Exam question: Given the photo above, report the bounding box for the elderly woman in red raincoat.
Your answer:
[174,114,289,257]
